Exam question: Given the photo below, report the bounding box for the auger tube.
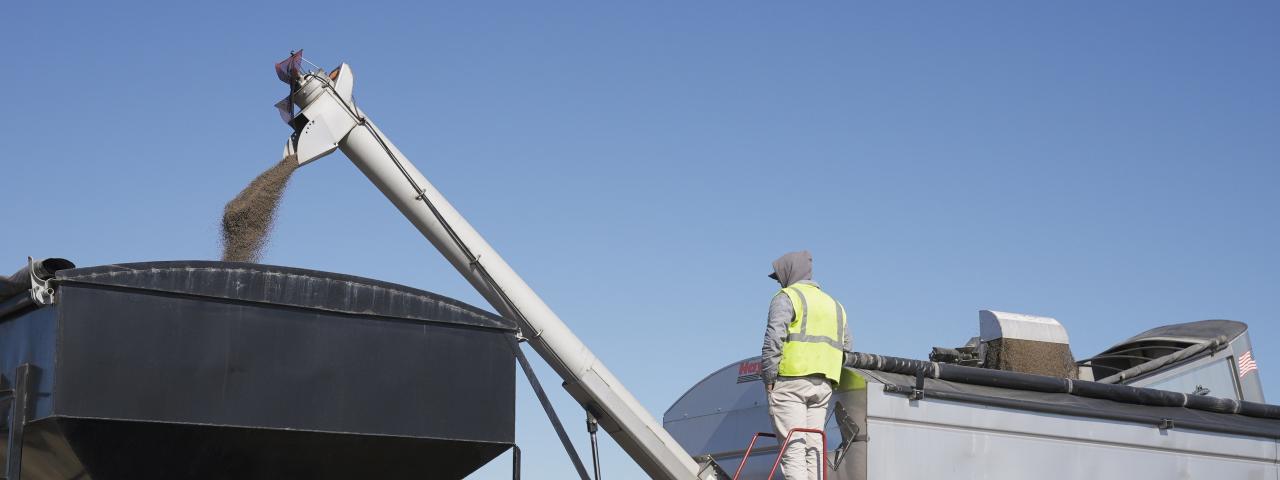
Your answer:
[284,63,703,480]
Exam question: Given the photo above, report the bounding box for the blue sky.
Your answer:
[5,2,1278,478]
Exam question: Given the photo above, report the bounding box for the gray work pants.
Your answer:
[768,376,832,480]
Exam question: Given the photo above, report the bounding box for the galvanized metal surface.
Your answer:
[979,309,1069,344]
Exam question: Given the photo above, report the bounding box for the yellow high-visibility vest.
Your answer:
[778,283,847,384]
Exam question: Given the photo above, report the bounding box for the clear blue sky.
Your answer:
[5,2,1278,478]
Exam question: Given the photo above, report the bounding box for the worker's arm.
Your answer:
[841,302,853,351]
[842,304,854,365]
[761,292,793,389]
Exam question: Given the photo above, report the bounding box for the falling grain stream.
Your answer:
[220,155,298,263]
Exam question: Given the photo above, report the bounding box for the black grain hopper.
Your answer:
[0,260,516,479]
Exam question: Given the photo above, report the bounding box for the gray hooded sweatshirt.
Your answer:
[760,251,853,385]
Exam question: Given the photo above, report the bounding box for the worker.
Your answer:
[761,250,851,480]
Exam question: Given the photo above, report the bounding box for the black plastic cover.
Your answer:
[0,258,76,302]
[847,352,1280,423]
[1107,319,1247,350]
[865,369,1280,439]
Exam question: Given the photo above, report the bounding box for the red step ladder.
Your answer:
[731,428,828,480]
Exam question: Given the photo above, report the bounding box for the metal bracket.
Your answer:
[694,454,729,479]
[26,258,55,306]
[1158,419,1175,431]
[506,338,591,480]
[908,369,926,400]
[831,402,863,470]
[586,409,601,480]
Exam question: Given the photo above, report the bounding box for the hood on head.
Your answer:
[769,251,812,287]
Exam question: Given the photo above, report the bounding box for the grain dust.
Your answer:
[220,155,298,263]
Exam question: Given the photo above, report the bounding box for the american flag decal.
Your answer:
[1238,351,1259,378]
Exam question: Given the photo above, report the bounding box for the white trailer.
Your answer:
[665,319,1280,479]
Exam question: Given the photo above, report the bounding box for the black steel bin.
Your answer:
[0,261,516,480]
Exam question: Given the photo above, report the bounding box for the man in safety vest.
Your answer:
[761,250,851,480]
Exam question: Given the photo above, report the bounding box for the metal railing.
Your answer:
[732,427,829,480]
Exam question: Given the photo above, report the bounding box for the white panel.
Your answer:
[293,89,356,165]
[980,309,1070,344]
[332,63,354,102]
[865,384,1277,479]
[867,418,1275,480]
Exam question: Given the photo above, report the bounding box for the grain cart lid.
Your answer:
[1108,319,1247,347]
[54,260,515,331]
[4,261,517,480]
[1079,320,1259,398]
[0,258,76,307]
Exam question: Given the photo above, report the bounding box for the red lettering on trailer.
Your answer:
[736,359,763,383]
